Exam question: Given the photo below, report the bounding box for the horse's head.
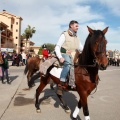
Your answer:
[87,26,108,70]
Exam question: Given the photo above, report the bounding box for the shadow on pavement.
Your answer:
[39,88,81,120]
[14,96,34,106]
[9,75,18,83]
[14,88,81,119]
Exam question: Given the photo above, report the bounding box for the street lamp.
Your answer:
[0,29,5,51]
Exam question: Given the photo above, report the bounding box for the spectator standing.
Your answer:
[21,52,27,65]
[1,53,10,84]
[15,54,20,67]
[18,52,23,66]
[12,53,17,66]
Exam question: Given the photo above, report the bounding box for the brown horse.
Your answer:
[28,26,108,120]
[24,56,41,82]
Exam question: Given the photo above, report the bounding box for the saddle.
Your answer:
[39,56,77,89]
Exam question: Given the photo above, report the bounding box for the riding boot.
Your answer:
[56,81,66,95]
[56,86,63,95]
[1,77,5,84]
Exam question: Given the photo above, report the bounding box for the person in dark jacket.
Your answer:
[2,53,11,84]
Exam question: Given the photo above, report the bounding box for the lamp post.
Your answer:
[0,29,5,51]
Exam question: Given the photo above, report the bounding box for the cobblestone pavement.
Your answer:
[0,65,120,120]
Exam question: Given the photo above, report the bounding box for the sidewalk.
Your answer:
[0,65,26,119]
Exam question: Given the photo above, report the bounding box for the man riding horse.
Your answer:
[28,25,108,120]
[55,20,83,95]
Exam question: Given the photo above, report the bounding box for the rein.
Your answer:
[65,59,101,95]
[89,76,100,95]
[65,59,97,67]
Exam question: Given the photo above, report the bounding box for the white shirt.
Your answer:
[22,52,26,59]
[55,34,83,59]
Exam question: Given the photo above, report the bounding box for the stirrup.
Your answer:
[56,86,63,96]
[58,81,66,89]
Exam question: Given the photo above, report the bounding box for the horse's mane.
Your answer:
[79,30,105,65]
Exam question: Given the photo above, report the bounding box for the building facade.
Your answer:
[21,38,40,55]
[0,10,22,53]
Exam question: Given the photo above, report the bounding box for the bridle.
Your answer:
[92,35,106,67]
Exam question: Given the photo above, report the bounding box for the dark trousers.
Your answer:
[22,59,26,65]
[2,67,9,80]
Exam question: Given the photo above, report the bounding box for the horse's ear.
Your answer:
[102,27,109,34]
[87,26,94,34]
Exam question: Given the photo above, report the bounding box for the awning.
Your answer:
[1,48,14,52]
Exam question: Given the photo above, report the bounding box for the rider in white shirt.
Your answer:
[55,20,83,95]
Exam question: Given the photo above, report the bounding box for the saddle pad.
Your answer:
[50,67,62,78]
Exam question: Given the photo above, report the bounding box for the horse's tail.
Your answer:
[28,71,40,88]
[24,63,28,75]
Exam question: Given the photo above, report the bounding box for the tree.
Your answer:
[22,25,36,52]
[38,43,55,55]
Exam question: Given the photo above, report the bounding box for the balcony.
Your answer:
[1,32,6,37]
[9,36,13,40]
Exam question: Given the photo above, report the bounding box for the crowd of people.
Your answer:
[0,51,32,84]
[11,52,32,66]
[108,57,120,66]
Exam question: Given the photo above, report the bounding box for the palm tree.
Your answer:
[22,25,36,52]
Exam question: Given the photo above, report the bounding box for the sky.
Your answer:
[1,0,120,51]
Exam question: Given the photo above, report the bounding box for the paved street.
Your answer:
[0,65,120,120]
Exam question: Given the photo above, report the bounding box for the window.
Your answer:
[0,27,3,31]
[16,37,18,39]
[16,29,18,32]
[11,25,13,29]
[16,22,18,25]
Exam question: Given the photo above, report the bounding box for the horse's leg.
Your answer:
[27,71,31,82]
[56,94,70,113]
[28,71,40,88]
[27,70,36,87]
[30,71,36,87]
[81,93,90,120]
[50,80,55,90]
[35,76,50,113]
[72,100,81,119]
[72,91,90,120]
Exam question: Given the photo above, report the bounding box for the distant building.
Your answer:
[107,50,120,58]
[30,46,40,56]
[0,10,23,53]
[21,38,40,55]
[0,10,40,55]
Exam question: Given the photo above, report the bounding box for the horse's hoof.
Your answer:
[64,106,71,113]
[36,109,41,113]
[72,117,77,120]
